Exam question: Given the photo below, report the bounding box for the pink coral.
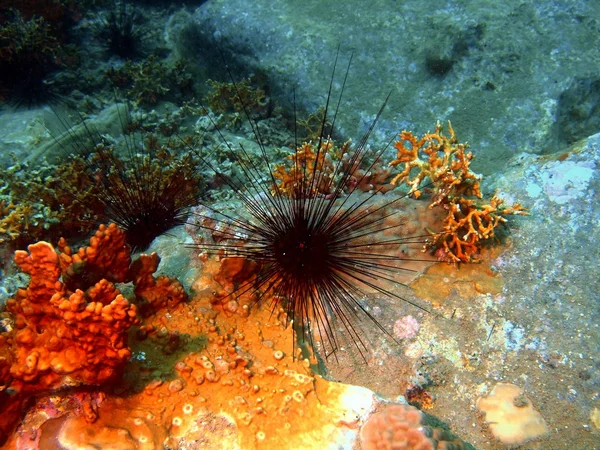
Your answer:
[360,404,466,450]
[393,315,420,340]
[361,404,434,450]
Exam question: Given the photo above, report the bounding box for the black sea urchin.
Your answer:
[92,145,202,251]
[55,108,203,251]
[188,53,434,360]
[96,1,148,60]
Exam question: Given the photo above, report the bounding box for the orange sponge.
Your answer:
[7,236,137,392]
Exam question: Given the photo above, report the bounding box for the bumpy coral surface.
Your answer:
[58,223,131,285]
[360,403,466,450]
[0,223,192,444]
[7,237,137,391]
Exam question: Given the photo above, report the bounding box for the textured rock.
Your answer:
[167,0,600,174]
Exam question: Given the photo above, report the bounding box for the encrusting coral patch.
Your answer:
[476,382,549,445]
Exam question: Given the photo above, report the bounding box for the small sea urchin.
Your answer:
[55,108,203,251]
[188,53,434,360]
[96,1,148,60]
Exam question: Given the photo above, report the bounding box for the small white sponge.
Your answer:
[476,382,549,445]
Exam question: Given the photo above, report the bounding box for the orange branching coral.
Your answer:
[129,252,188,315]
[389,121,481,206]
[273,139,341,198]
[360,404,466,450]
[390,122,527,262]
[430,196,527,263]
[6,239,137,392]
[273,137,398,198]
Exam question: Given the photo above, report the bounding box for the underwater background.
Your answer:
[0,0,599,448]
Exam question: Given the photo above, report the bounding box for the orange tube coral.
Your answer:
[7,239,137,391]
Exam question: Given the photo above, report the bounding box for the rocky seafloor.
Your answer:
[1,0,599,448]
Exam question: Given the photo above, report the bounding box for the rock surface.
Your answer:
[169,0,600,174]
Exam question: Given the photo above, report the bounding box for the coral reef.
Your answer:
[56,222,131,287]
[0,201,37,245]
[295,106,331,142]
[409,247,503,307]
[0,135,203,253]
[393,315,420,340]
[389,122,527,262]
[0,0,81,32]
[271,122,525,263]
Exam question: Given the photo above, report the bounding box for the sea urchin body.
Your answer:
[189,53,432,360]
